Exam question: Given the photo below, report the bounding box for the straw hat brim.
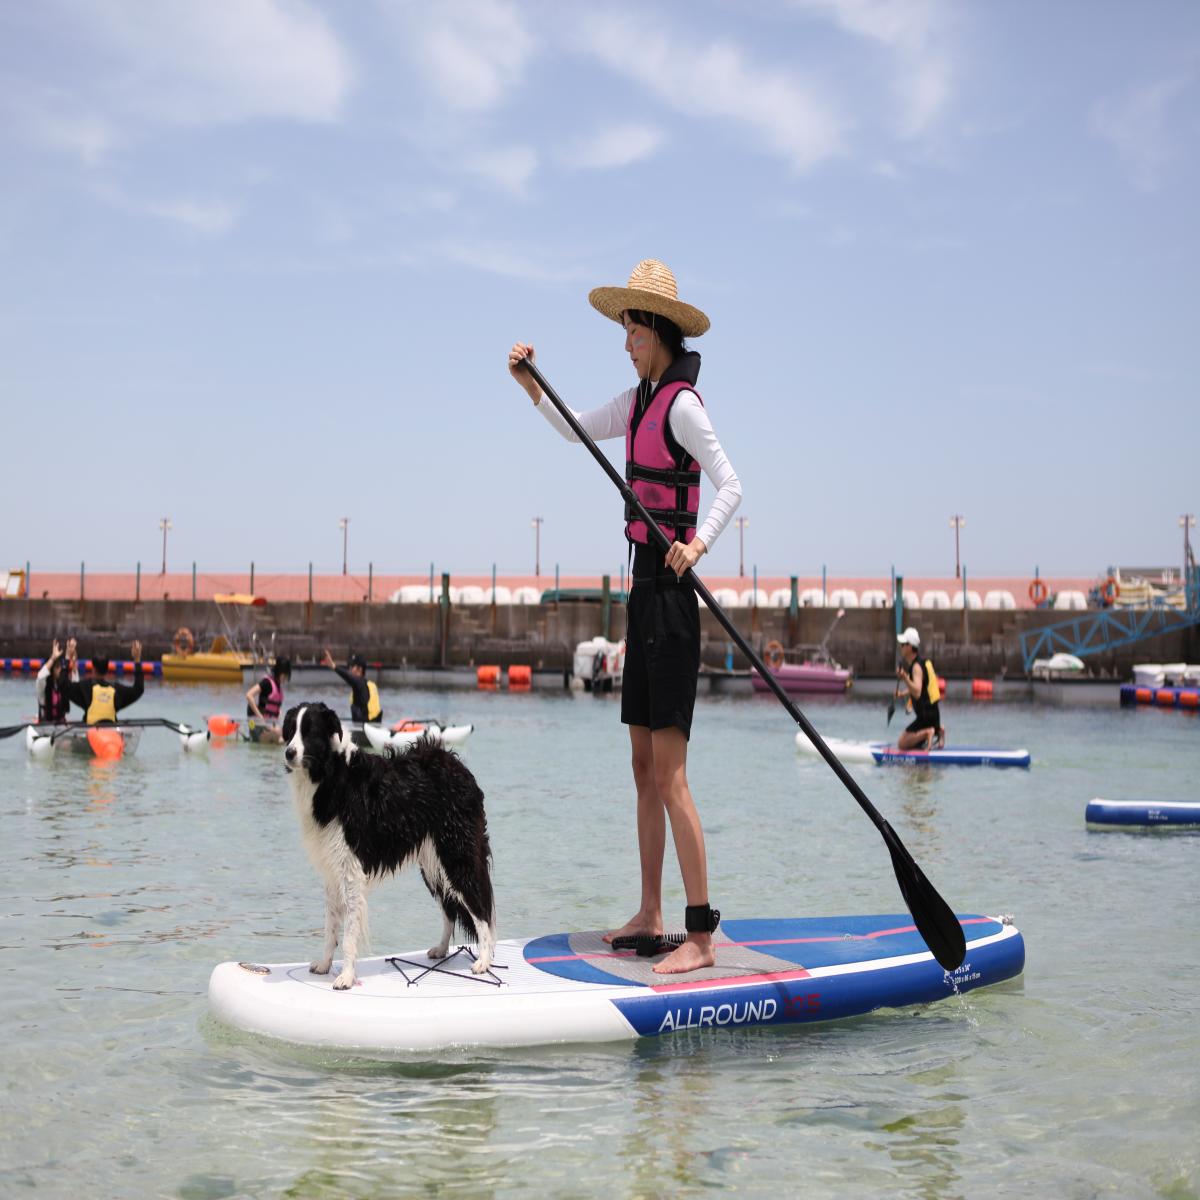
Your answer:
[588,286,710,338]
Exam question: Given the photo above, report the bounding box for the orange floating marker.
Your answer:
[208,714,240,737]
[1179,690,1198,709]
[971,679,993,699]
[508,664,532,689]
[477,665,500,689]
[87,728,125,760]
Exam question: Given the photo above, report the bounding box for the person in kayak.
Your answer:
[895,627,946,750]
[245,656,292,744]
[321,649,383,726]
[67,641,145,724]
[507,257,742,975]
[36,637,78,723]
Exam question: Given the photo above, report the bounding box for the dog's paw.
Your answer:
[471,957,492,975]
[332,969,356,990]
[428,945,450,960]
[309,960,332,975]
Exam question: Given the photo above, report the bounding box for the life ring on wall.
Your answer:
[172,627,195,656]
[1102,576,1118,604]
[763,640,785,670]
[1027,579,1048,606]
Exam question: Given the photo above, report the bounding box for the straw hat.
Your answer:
[588,259,710,338]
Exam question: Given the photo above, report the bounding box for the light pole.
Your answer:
[949,514,965,579]
[531,516,543,577]
[159,517,172,575]
[735,516,749,577]
[339,517,349,575]
[1182,513,1196,571]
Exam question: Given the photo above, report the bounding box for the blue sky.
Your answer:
[2,0,1197,580]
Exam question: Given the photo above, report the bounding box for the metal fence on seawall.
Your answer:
[4,562,1109,612]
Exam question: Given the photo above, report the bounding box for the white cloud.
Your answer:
[794,0,955,139]
[461,145,538,196]
[436,239,584,284]
[72,0,353,127]
[142,197,240,237]
[1091,73,1194,192]
[563,124,663,170]
[21,106,116,166]
[580,15,844,173]
[393,0,535,112]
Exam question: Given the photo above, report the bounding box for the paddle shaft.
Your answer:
[520,356,965,970]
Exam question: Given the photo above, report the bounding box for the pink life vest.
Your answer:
[260,675,283,720]
[625,380,702,546]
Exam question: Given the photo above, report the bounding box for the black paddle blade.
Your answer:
[886,699,896,725]
[880,820,966,971]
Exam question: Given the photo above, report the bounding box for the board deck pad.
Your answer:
[209,913,1025,1054]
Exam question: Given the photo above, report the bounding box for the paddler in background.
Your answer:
[36,637,78,724]
[894,627,946,750]
[67,641,145,724]
[321,649,383,727]
[245,656,291,744]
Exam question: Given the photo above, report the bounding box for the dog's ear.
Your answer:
[325,707,346,753]
[282,705,299,744]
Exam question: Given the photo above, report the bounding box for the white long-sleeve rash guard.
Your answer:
[537,386,742,550]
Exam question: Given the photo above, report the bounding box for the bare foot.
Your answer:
[652,934,715,975]
[603,913,662,945]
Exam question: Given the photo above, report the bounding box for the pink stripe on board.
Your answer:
[526,918,994,965]
[651,967,813,993]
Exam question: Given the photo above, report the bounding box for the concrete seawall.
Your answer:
[1,598,1193,677]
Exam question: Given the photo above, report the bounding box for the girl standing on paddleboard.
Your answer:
[508,259,741,974]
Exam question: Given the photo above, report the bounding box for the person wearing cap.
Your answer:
[507,258,742,975]
[321,648,383,726]
[67,641,145,724]
[895,628,946,750]
[245,657,292,744]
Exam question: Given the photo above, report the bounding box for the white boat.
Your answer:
[361,720,474,752]
[572,636,625,693]
[1031,653,1086,680]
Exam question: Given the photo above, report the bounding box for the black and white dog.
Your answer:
[282,702,496,989]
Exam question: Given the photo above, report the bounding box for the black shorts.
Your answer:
[906,703,941,735]
[621,575,701,739]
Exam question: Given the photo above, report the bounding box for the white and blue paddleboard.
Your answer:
[1085,798,1200,827]
[795,735,1031,769]
[207,913,1024,1055]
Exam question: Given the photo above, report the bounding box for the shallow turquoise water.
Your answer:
[1,676,1197,1198]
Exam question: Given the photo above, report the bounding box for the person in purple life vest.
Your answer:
[507,258,742,975]
[36,637,78,724]
[246,657,291,744]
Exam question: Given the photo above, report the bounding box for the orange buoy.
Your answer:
[938,676,949,695]
[971,679,994,699]
[477,665,500,688]
[763,640,785,670]
[1028,578,1048,606]
[508,664,532,689]
[1180,691,1199,709]
[1155,689,1176,707]
[87,727,125,760]
[173,627,195,656]
[207,714,239,737]
[1101,576,1118,604]
[1135,687,1153,704]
